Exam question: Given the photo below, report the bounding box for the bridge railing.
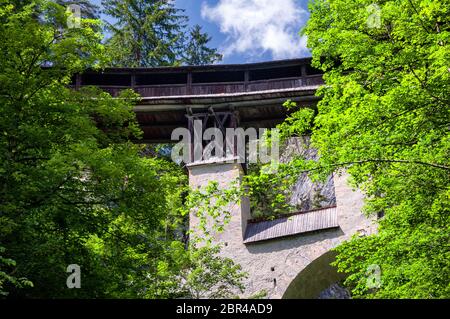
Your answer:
[71,58,324,98]
[85,74,323,97]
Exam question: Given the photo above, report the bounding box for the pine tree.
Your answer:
[183,24,222,66]
[102,0,188,67]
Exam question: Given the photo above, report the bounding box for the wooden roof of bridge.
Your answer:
[74,58,324,142]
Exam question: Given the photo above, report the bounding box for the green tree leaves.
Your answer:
[0,0,184,298]
[183,24,222,66]
[291,0,450,298]
[102,0,222,67]
[102,1,222,67]
[102,0,188,67]
[0,0,244,298]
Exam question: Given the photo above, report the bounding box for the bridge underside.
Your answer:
[282,251,348,299]
[134,87,319,142]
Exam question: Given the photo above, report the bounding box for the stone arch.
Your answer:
[282,250,347,299]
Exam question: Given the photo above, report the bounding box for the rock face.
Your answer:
[281,137,336,211]
[318,283,351,299]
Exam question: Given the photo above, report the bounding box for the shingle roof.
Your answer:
[243,206,338,244]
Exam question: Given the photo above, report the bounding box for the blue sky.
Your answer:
[91,0,311,64]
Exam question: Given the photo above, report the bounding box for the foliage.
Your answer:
[0,0,245,298]
[102,0,188,67]
[244,163,297,219]
[276,0,450,298]
[56,0,100,19]
[0,246,33,296]
[183,24,222,66]
[144,242,246,299]
[181,180,241,240]
[101,1,222,67]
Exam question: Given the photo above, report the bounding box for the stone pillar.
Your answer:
[187,157,251,244]
[332,172,377,238]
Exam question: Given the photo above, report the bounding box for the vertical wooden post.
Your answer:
[75,73,81,90]
[300,65,307,86]
[187,72,192,95]
[230,111,239,158]
[131,73,136,90]
[244,70,249,92]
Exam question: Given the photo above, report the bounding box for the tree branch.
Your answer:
[293,158,450,173]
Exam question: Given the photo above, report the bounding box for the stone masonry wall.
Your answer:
[188,159,377,298]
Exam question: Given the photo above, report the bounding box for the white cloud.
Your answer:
[201,0,308,60]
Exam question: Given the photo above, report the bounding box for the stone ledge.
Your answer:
[186,156,242,167]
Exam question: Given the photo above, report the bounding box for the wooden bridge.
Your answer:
[74,58,323,142]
